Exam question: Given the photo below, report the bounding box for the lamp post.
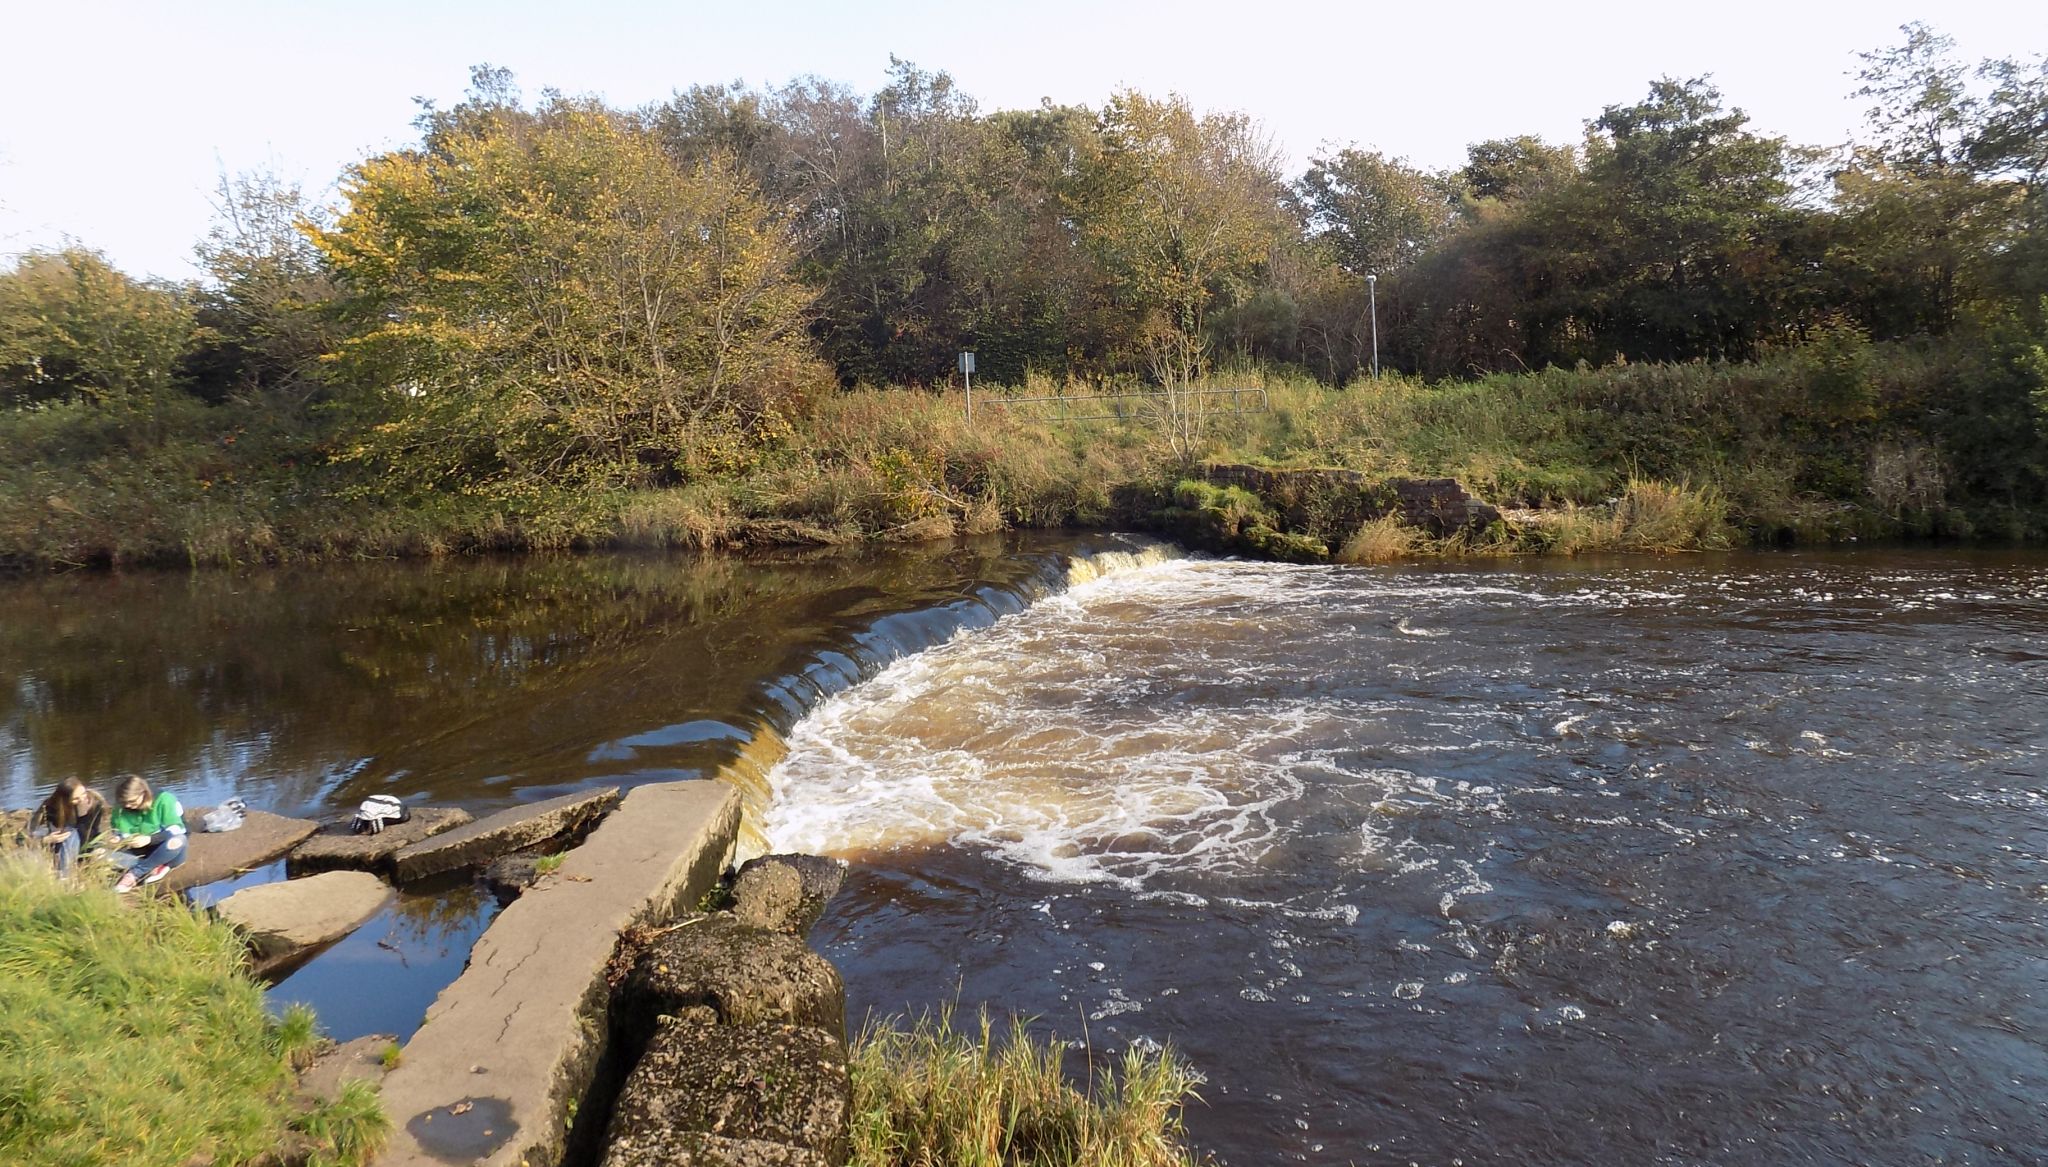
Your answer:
[1366,273,1380,381]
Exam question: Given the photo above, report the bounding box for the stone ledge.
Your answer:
[216,870,394,976]
[391,788,619,883]
[288,807,474,876]
[373,780,742,1167]
[168,809,321,893]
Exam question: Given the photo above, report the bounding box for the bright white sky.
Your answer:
[2,0,2042,281]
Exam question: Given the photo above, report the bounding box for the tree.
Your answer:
[0,248,194,413]
[1461,136,1579,204]
[1831,25,2017,336]
[181,169,341,405]
[1296,148,1461,277]
[313,87,826,497]
[1575,77,1799,362]
[1972,51,2048,313]
[1084,91,1288,459]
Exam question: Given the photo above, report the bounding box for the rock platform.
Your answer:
[216,870,394,975]
[373,779,741,1167]
[168,808,321,892]
[288,807,474,876]
[391,788,618,882]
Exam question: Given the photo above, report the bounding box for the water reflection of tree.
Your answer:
[0,535,1063,813]
[378,884,497,955]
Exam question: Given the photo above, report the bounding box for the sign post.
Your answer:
[1366,274,1380,380]
[959,351,976,423]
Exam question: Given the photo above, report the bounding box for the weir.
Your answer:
[369,535,1183,1167]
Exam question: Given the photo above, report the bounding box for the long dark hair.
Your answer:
[39,778,104,829]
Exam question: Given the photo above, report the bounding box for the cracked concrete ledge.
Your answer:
[373,779,742,1167]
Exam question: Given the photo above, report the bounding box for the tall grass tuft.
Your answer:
[848,1006,1203,1167]
[292,1078,392,1167]
[1612,477,1735,552]
[1336,515,1418,564]
[0,857,385,1167]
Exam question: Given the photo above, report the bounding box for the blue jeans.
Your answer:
[110,830,188,877]
[47,831,79,875]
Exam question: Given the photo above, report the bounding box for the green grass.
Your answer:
[0,856,387,1167]
[1,332,2041,568]
[848,1007,1203,1167]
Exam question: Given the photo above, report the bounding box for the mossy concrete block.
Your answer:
[603,1133,828,1167]
[621,914,845,1041]
[217,870,394,971]
[287,807,474,876]
[168,808,321,893]
[391,788,618,882]
[482,852,543,902]
[373,780,741,1167]
[604,1018,848,1166]
[732,854,845,937]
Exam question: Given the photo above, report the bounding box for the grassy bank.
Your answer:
[3,330,2044,569]
[0,858,387,1167]
[848,1007,1201,1167]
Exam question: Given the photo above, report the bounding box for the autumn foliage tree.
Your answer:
[314,81,827,501]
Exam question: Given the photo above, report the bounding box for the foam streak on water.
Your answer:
[767,553,2048,1166]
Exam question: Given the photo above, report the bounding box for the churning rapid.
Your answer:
[764,551,2048,1166]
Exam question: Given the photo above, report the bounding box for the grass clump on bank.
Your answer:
[3,325,2045,569]
[848,1007,1202,1167]
[0,858,388,1167]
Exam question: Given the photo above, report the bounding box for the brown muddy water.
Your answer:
[0,534,1157,1041]
[6,543,2047,1165]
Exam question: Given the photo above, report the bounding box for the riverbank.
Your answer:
[0,857,388,1167]
[5,337,2044,572]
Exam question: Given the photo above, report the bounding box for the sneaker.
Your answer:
[142,865,171,886]
[114,872,139,893]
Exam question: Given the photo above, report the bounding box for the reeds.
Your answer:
[1336,514,1418,564]
[848,1006,1203,1167]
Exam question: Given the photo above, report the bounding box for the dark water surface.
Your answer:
[8,544,2046,1164]
[0,534,1150,1039]
[763,550,2048,1166]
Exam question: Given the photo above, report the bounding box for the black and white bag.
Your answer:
[201,797,248,833]
[352,795,411,835]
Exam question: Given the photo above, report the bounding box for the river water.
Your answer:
[765,550,2048,1166]
[6,544,2046,1164]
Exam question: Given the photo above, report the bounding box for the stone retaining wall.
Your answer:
[1202,463,1503,538]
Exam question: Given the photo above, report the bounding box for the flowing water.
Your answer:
[0,535,1154,1039]
[765,550,2048,1166]
[7,542,2046,1164]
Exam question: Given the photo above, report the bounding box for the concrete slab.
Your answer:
[288,807,475,876]
[301,1034,399,1103]
[391,788,619,883]
[374,780,742,1167]
[168,809,321,893]
[216,870,395,974]
[603,1019,848,1165]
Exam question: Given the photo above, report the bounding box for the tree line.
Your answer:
[1,23,2043,509]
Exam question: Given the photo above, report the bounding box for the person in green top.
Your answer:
[108,774,187,892]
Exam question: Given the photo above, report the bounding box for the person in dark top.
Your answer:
[32,778,110,877]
